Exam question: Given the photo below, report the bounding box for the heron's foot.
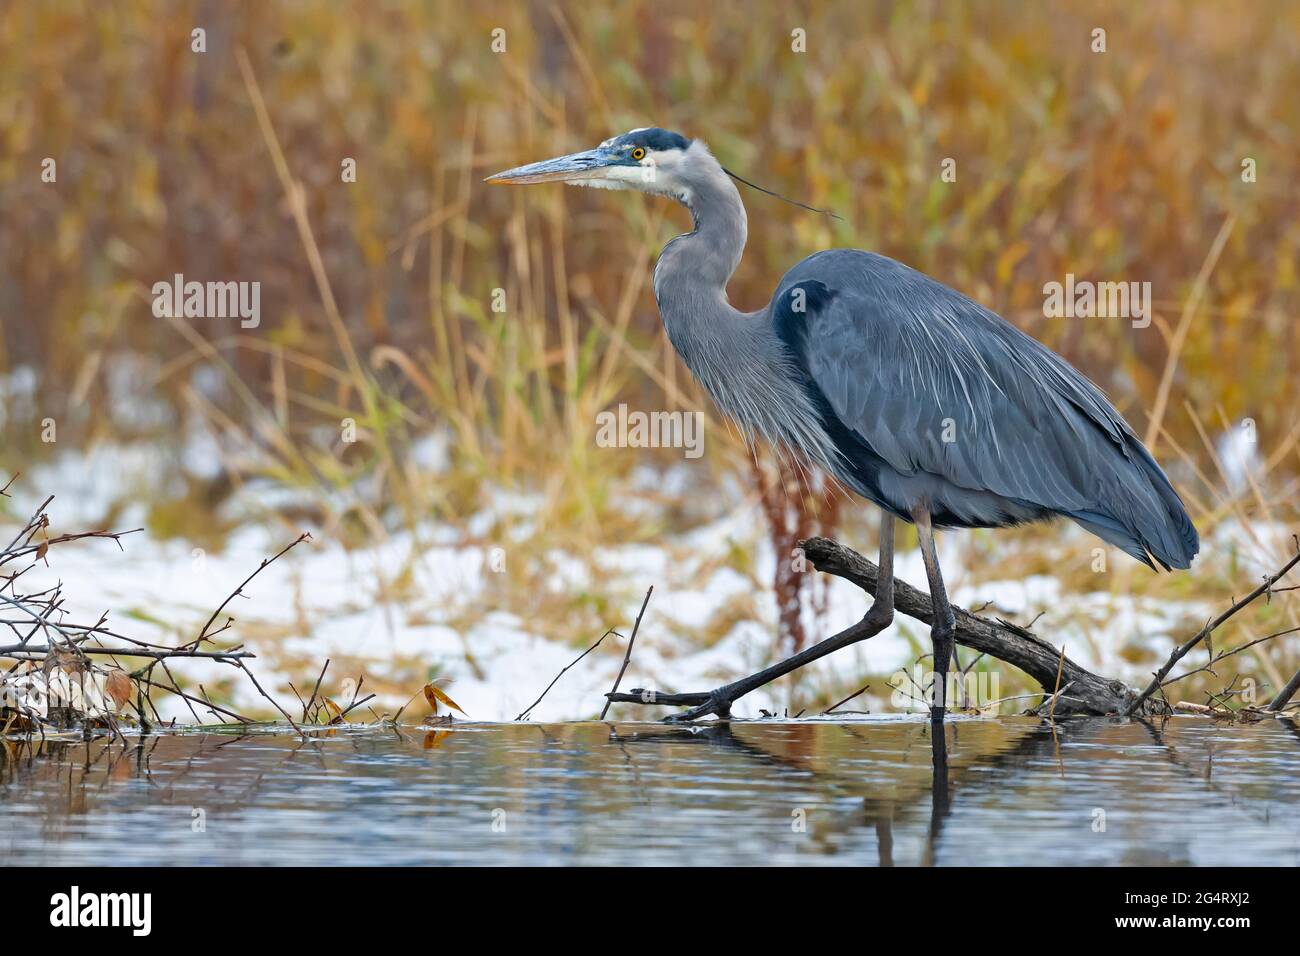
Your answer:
[664,692,732,723]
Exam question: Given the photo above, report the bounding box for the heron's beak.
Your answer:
[484,147,624,185]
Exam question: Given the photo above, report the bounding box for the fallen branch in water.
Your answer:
[0,479,311,734]
[802,537,1151,715]
[605,689,712,706]
[607,536,1152,720]
[609,535,1300,722]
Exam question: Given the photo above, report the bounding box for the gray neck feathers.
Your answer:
[651,145,841,475]
[653,151,748,301]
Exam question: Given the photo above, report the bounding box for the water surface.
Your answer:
[3,716,1297,865]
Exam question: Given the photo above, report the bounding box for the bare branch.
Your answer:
[518,627,622,721]
[1127,541,1300,715]
[600,587,653,720]
[190,532,311,648]
[610,536,1143,719]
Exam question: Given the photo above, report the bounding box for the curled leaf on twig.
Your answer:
[423,682,466,716]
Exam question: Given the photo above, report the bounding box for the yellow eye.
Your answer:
[631,147,646,161]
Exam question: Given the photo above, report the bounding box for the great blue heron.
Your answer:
[487,127,1199,722]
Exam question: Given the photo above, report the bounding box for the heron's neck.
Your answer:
[648,170,839,473]
[652,166,749,345]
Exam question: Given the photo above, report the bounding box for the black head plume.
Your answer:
[722,167,843,222]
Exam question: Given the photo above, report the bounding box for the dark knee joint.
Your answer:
[932,613,956,659]
[863,602,894,629]
[933,609,955,640]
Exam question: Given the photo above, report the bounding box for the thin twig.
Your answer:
[600,587,653,720]
[1163,626,1300,688]
[517,627,622,722]
[0,646,255,659]
[222,657,305,735]
[130,675,254,725]
[824,682,872,715]
[1048,645,1066,720]
[190,532,311,648]
[303,658,330,722]
[1126,539,1300,715]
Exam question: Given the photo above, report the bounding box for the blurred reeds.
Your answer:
[1,0,1299,709]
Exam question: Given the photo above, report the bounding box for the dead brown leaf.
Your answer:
[423,682,466,716]
[105,669,133,710]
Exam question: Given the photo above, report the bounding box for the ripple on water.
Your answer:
[1,716,1297,865]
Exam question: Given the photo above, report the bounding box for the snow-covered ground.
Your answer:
[4,441,1241,724]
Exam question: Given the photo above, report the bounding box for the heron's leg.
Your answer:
[864,511,895,628]
[911,504,956,722]
[662,510,896,722]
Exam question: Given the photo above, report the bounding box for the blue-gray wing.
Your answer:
[773,250,1198,569]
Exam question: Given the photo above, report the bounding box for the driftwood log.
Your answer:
[800,536,1144,715]
[607,535,1153,720]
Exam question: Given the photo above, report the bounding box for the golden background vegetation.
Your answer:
[2,0,1298,710]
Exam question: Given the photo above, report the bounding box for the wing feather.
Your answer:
[775,250,1198,568]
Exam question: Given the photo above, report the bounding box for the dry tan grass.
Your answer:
[2,1,1298,710]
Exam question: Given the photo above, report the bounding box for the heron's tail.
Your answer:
[1067,438,1200,571]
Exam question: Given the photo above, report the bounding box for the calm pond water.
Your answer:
[2,716,1298,865]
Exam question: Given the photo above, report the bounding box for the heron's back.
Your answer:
[770,249,1199,570]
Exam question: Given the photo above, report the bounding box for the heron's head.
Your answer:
[485,127,705,204]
